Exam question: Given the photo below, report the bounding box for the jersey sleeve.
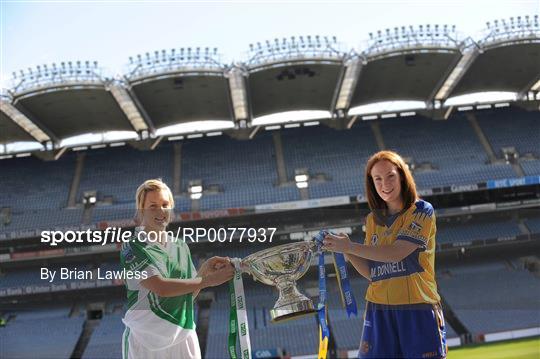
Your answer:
[396,201,435,251]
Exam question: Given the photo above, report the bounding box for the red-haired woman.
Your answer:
[323,151,447,358]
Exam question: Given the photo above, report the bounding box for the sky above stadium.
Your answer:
[1,0,539,89]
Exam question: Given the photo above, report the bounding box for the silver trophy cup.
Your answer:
[240,241,318,322]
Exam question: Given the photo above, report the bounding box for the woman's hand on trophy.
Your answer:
[322,232,353,254]
[199,256,231,277]
[201,263,235,288]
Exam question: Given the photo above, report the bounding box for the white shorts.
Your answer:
[122,327,201,359]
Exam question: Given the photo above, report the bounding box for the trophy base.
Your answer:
[270,298,316,322]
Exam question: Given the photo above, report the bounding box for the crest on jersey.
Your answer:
[409,221,422,232]
[371,234,378,246]
[121,245,135,263]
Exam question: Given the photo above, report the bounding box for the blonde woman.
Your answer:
[120,179,233,359]
[323,151,447,358]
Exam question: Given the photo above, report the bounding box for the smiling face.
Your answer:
[140,189,172,232]
[370,159,403,212]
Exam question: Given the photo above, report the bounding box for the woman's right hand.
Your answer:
[201,262,235,288]
[199,256,231,277]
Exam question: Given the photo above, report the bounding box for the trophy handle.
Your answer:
[235,258,252,275]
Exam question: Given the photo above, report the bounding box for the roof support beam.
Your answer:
[107,81,149,133]
[530,77,540,92]
[334,57,363,112]
[150,136,163,150]
[431,43,479,102]
[226,67,249,126]
[518,75,540,100]
[0,99,51,143]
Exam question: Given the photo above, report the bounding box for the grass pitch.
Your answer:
[448,337,540,359]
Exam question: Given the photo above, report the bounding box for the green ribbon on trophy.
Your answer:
[228,259,251,359]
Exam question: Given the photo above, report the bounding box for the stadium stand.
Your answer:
[9,305,75,321]
[181,132,299,210]
[525,216,540,234]
[0,307,85,359]
[280,121,379,199]
[0,262,118,289]
[0,153,83,232]
[379,114,517,189]
[438,261,540,335]
[437,218,522,244]
[206,282,319,357]
[206,274,460,357]
[1,109,539,235]
[78,145,174,204]
[326,278,369,351]
[475,108,540,158]
[82,313,125,359]
[521,159,540,177]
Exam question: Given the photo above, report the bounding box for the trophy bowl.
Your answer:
[240,241,317,322]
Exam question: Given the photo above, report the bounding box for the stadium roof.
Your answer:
[348,24,463,106]
[14,87,134,140]
[123,49,235,131]
[449,42,540,97]
[130,74,233,129]
[350,50,461,107]
[1,17,539,151]
[244,36,345,118]
[248,62,343,118]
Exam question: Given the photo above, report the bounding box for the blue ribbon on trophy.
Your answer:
[313,229,358,358]
[315,232,329,359]
[333,248,358,317]
[313,230,358,316]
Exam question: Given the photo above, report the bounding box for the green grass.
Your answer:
[448,337,540,359]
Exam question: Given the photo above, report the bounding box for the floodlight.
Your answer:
[295,174,308,182]
[190,192,202,200]
[296,181,308,189]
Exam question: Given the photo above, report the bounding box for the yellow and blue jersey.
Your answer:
[364,199,441,305]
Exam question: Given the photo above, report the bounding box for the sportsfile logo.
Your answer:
[40,226,277,246]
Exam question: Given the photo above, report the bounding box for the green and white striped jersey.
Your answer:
[120,228,197,350]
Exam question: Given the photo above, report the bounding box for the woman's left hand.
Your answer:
[322,233,353,254]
